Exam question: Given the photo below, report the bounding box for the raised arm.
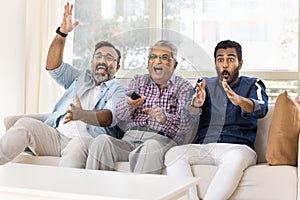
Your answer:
[46,2,79,70]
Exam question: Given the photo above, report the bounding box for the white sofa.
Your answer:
[4,105,299,200]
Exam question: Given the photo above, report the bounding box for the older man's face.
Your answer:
[147,46,177,88]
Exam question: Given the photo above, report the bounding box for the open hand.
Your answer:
[221,78,241,106]
[60,2,79,34]
[143,105,166,124]
[193,79,206,107]
[63,94,82,124]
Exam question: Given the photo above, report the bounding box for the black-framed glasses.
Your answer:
[93,53,117,63]
[148,54,173,62]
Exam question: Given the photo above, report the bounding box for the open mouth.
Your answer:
[96,64,108,72]
[222,70,230,79]
[154,66,163,72]
[153,64,163,72]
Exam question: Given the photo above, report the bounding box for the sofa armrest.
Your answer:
[3,113,51,131]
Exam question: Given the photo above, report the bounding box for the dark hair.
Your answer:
[94,41,121,64]
[214,40,242,61]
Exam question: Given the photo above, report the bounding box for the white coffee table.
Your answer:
[0,163,200,200]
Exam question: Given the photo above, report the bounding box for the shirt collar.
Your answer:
[147,73,176,87]
[101,78,116,89]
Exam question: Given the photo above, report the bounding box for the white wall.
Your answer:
[0,1,26,133]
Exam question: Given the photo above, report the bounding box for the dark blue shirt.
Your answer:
[195,76,268,149]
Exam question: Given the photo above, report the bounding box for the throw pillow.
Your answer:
[266,91,300,166]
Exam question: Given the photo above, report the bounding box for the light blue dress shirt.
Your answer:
[44,62,127,138]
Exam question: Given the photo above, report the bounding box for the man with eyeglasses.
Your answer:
[0,3,126,168]
[85,40,196,174]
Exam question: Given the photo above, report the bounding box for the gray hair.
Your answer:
[149,40,178,60]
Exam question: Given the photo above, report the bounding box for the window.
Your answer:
[161,0,299,102]
[73,0,150,70]
[73,0,299,102]
[163,0,298,72]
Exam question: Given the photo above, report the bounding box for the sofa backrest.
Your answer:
[254,105,274,163]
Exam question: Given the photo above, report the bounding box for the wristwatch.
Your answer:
[56,27,68,37]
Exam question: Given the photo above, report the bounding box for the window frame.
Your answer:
[71,0,300,97]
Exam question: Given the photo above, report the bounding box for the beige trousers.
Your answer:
[0,117,89,168]
[86,130,177,174]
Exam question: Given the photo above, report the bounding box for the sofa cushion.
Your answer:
[185,164,297,200]
[254,105,274,163]
[12,153,60,166]
[266,91,300,166]
[191,165,218,199]
[230,164,297,200]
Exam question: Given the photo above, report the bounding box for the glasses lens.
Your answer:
[94,53,116,63]
[149,54,157,60]
[149,54,172,62]
[160,54,170,61]
[93,53,101,60]
[105,54,115,62]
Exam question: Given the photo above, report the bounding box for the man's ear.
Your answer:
[116,64,121,71]
[238,60,243,70]
[173,60,178,69]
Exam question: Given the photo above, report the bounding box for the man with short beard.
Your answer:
[165,40,269,200]
[0,3,126,168]
[85,40,196,174]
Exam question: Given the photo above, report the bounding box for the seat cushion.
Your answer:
[12,153,60,166]
[230,164,297,200]
[190,164,297,200]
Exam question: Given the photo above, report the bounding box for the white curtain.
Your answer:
[0,1,26,133]
[25,0,68,114]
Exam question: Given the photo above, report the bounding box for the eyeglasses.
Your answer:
[148,54,173,62]
[93,53,117,63]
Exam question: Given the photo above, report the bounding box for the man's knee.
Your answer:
[164,145,187,166]
[222,146,256,168]
[14,117,38,127]
[69,137,91,147]
[4,118,39,143]
[89,134,112,151]
[65,137,91,152]
[129,140,164,163]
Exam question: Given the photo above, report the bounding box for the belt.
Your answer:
[130,126,173,140]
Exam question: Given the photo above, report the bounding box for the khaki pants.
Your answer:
[86,130,177,174]
[0,117,88,168]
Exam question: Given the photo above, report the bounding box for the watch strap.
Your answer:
[56,27,68,37]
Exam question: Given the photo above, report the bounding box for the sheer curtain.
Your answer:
[24,0,67,114]
[0,1,26,133]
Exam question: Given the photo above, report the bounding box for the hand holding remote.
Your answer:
[126,91,145,108]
